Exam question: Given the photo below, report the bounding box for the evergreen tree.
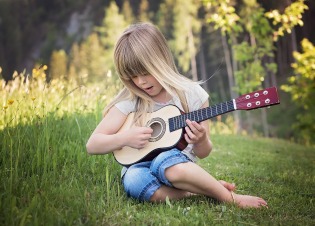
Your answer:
[96,1,127,74]
[157,0,201,79]
[68,43,81,80]
[49,50,68,80]
[85,33,107,81]
[138,0,151,22]
[121,0,135,24]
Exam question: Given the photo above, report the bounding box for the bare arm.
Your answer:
[86,106,152,155]
[184,100,213,159]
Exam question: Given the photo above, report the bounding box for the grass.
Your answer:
[1,73,314,225]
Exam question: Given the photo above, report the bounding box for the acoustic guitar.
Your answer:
[113,87,280,166]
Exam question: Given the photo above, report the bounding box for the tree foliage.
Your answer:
[234,0,276,94]
[157,0,201,76]
[265,0,308,40]
[281,38,315,145]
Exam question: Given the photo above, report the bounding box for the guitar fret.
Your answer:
[210,107,213,117]
[179,116,183,128]
[169,99,236,132]
[175,116,178,130]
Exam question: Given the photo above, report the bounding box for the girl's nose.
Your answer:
[138,76,147,84]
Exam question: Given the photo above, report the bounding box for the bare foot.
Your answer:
[233,193,268,208]
[218,180,236,192]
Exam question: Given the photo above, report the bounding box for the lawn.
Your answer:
[1,111,314,225]
[1,75,314,225]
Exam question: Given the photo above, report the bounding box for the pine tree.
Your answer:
[96,1,127,74]
[49,50,67,80]
[121,0,135,24]
[157,0,202,79]
[138,0,151,22]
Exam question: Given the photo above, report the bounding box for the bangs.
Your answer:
[116,40,149,80]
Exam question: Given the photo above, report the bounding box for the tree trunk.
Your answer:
[221,32,241,134]
[198,43,209,93]
[268,56,277,87]
[261,108,269,137]
[188,27,198,82]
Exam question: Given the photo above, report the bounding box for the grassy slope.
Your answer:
[0,112,314,226]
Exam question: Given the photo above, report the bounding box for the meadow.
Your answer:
[0,69,314,225]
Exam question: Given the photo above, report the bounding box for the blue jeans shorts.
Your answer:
[122,149,191,201]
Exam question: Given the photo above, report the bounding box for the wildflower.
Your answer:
[7,99,14,105]
[42,65,48,70]
[31,97,36,101]
[107,70,112,78]
[3,105,8,110]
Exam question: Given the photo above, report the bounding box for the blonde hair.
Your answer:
[104,22,198,126]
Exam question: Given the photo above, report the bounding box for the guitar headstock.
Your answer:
[235,87,280,110]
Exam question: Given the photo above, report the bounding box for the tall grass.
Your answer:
[1,69,314,225]
[1,68,122,225]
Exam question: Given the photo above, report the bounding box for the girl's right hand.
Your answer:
[124,127,153,149]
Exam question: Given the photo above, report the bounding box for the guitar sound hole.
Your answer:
[150,122,162,138]
[147,118,166,142]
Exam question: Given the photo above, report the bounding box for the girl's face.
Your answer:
[131,75,169,102]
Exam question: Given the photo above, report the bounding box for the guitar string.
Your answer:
[169,100,235,132]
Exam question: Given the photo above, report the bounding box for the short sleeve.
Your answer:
[186,84,209,112]
[115,99,137,115]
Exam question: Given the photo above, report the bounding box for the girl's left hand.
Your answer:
[184,119,207,144]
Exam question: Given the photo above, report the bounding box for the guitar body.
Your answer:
[113,105,187,166]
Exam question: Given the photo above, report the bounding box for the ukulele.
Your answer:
[113,87,280,166]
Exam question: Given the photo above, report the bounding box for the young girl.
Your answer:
[86,22,268,208]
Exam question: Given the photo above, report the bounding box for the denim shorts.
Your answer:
[122,149,191,201]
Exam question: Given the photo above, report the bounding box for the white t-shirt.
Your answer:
[115,84,209,173]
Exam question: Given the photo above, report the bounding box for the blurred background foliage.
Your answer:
[0,0,314,145]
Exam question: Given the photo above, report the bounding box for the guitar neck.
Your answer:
[169,100,235,132]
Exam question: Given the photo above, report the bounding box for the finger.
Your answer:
[143,127,153,134]
[185,126,195,138]
[186,120,197,133]
[185,129,198,144]
[139,140,149,148]
[191,121,204,132]
[184,134,193,144]
[141,134,152,141]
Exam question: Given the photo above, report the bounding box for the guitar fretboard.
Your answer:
[169,100,235,132]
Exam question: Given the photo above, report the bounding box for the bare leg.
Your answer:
[150,180,236,202]
[164,162,268,208]
[150,186,192,202]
